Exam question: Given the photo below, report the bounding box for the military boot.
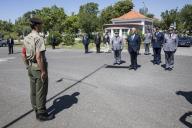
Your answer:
[36,112,54,121]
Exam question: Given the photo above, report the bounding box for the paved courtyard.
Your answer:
[0,46,192,128]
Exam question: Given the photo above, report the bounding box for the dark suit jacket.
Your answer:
[152,32,164,48]
[103,35,110,44]
[82,36,89,45]
[94,35,101,45]
[127,34,141,52]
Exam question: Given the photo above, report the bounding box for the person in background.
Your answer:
[82,33,89,53]
[94,33,101,53]
[7,37,14,54]
[144,29,152,55]
[103,32,110,53]
[51,34,56,49]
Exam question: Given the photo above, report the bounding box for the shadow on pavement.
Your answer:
[2,64,105,128]
[13,51,21,54]
[47,92,80,116]
[176,91,192,104]
[176,91,192,128]
[179,112,192,128]
[105,64,141,69]
[161,64,166,69]
[106,65,129,68]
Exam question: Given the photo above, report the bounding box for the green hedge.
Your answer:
[47,31,62,46]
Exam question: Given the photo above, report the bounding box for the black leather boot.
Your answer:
[36,112,54,121]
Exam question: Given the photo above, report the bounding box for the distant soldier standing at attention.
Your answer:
[21,17,54,121]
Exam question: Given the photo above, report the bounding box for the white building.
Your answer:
[104,10,153,38]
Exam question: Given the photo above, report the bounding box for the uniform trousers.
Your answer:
[84,44,89,53]
[129,50,138,68]
[164,51,175,69]
[8,46,13,54]
[153,48,161,64]
[28,62,48,114]
[96,44,100,53]
[114,50,121,63]
[144,43,150,54]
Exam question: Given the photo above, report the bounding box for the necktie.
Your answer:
[132,34,134,40]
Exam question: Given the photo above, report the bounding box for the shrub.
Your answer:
[47,31,62,46]
[62,33,75,46]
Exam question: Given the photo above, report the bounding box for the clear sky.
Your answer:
[0,0,191,23]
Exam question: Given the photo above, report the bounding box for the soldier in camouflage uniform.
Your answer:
[21,17,54,121]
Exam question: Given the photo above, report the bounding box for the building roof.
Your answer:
[113,10,151,20]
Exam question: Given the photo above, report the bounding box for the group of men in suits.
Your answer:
[111,26,178,71]
[82,26,178,71]
[82,32,111,54]
[151,26,178,71]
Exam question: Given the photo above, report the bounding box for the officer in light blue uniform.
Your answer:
[163,27,178,71]
[111,32,123,65]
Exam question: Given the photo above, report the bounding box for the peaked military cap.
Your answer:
[30,17,43,24]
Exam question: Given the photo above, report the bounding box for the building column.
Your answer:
[142,20,145,34]
[142,25,145,34]
[119,29,122,37]
[111,29,114,38]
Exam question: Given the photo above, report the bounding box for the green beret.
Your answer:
[30,17,43,24]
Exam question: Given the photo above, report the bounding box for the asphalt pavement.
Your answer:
[0,46,192,128]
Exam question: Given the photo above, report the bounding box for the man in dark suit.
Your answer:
[127,28,141,70]
[152,27,164,65]
[82,33,89,53]
[51,35,56,49]
[94,33,101,53]
[7,37,14,54]
[103,32,110,53]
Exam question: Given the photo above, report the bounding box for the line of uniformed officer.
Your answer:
[109,26,178,71]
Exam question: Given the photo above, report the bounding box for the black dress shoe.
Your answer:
[36,112,55,121]
[164,68,169,71]
[168,68,173,71]
[128,65,133,70]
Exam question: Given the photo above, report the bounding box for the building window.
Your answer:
[113,29,119,34]
[122,29,128,36]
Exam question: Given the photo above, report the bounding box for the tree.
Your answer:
[161,9,179,30]
[0,20,15,39]
[64,15,80,33]
[100,0,133,25]
[100,5,114,25]
[79,2,99,35]
[145,13,154,18]
[179,4,192,33]
[113,0,134,17]
[36,5,67,33]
